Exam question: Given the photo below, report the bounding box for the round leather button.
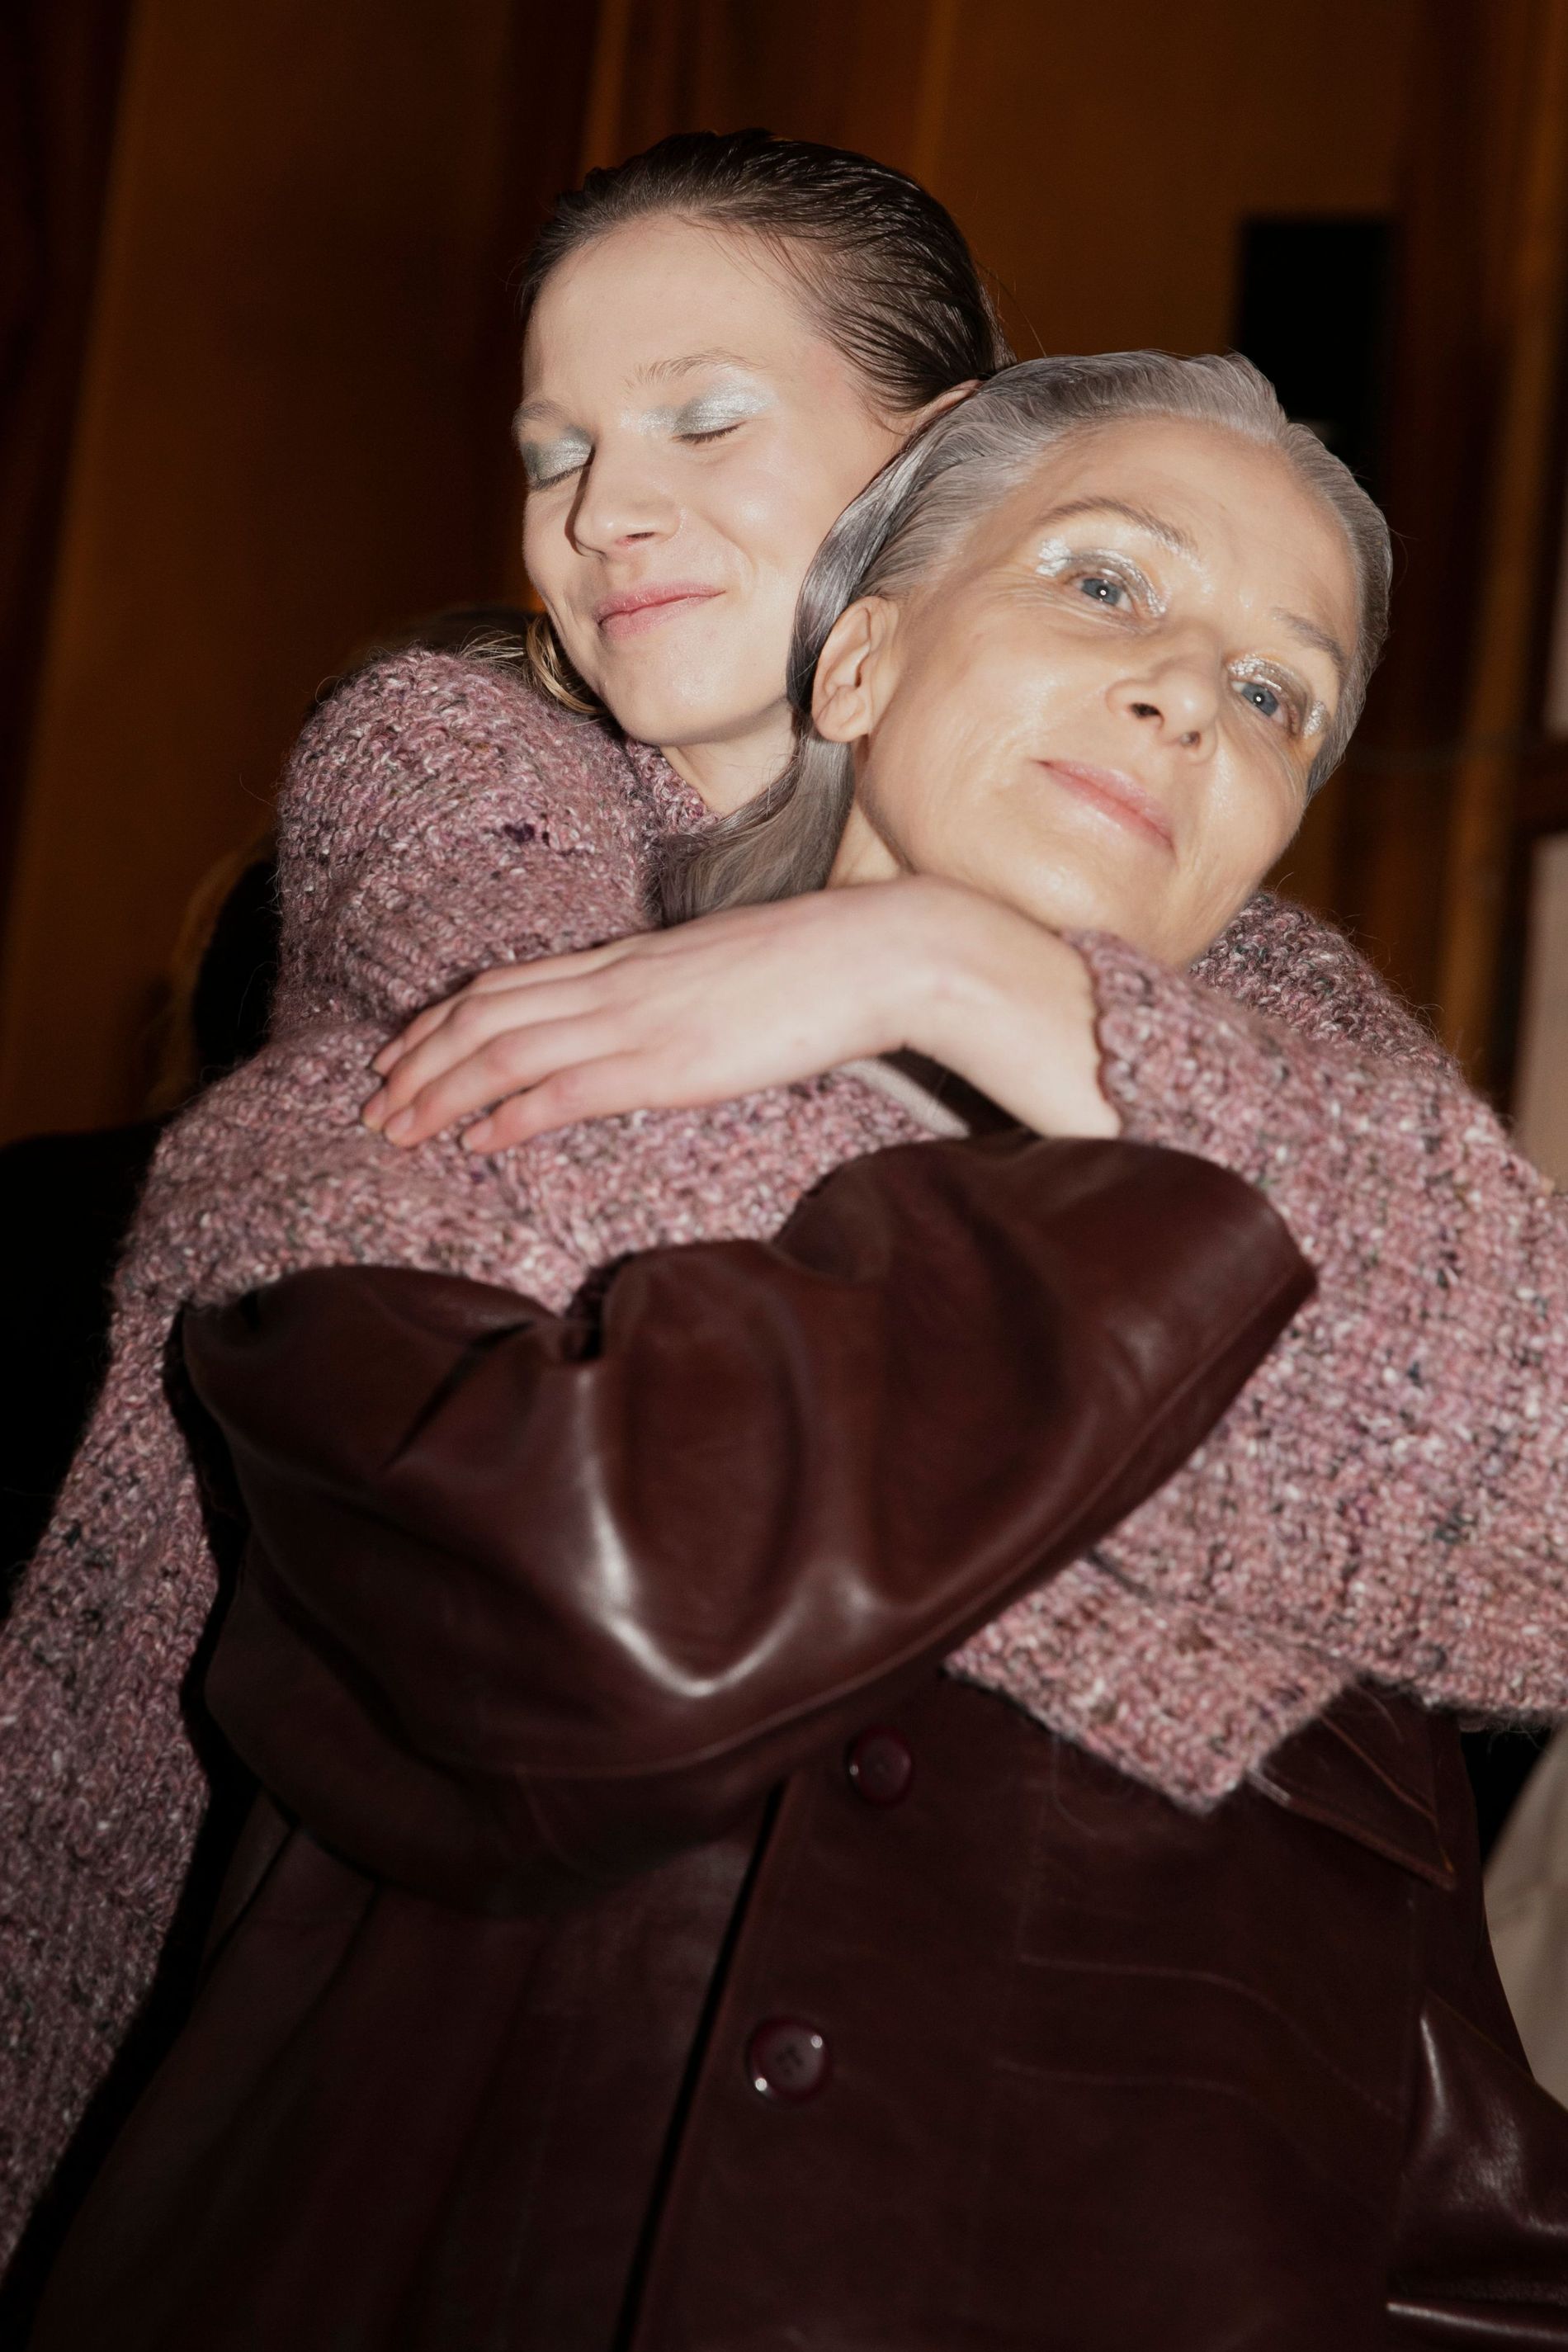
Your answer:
[845,1725,915,1807]
[746,2017,831,2103]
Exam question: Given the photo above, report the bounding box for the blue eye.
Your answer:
[1240,678,1282,720]
[1078,573,1127,607]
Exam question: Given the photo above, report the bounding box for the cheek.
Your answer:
[1183,756,1305,924]
[1230,745,1309,875]
[712,452,857,578]
[522,503,575,624]
[860,670,1011,862]
[716,400,902,572]
[520,503,550,590]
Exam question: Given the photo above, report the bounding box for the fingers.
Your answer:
[374,1010,621,1145]
[371,999,457,1074]
[357,895,863,1153]
[460,1052,665,1151]
[370,939,645,1077]
[365,974,616,1128]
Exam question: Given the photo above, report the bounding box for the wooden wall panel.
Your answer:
[1321,0,1568,1078]
[921,0,1419,360]
[582,0,1421,355]
[0,0,593,1140]
[10,0,1560,1129]
[580,0,928,182]
[0,1,133,922]
[1433,0,1568,1074]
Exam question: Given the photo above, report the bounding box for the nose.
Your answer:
[1108,641,1220,751]
[568,437,678,560]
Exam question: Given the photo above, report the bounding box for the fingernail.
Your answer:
[462,1121,492,1151]
[361,1090,385,1126]
[385,1108,414,1141]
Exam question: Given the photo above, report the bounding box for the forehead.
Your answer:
[522,216,829,397]
[982,413,1357,626]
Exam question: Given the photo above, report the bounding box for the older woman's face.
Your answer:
[520,217,912,808]
[821,417,1359,966]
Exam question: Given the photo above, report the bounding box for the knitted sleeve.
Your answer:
[0,654,631,2258]
[1070,904,1568,1716]
[273,647,647,1036]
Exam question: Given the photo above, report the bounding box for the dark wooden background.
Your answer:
[3,0,1566,1141]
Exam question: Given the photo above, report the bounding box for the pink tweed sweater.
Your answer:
[2,649,1566,2263]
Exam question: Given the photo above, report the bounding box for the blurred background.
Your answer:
[4,0,1568,1164]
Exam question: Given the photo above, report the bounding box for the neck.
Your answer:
[660,709,796,817]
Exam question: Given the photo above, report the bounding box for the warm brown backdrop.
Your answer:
[3,0,1567,1139]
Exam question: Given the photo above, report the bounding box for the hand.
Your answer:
[361,877,1118,1150]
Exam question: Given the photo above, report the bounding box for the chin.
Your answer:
[588,657,752,754]
[980,857,1130,943]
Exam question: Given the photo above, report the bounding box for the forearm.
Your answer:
[899,883,1120,1138]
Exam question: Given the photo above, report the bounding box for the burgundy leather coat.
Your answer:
[28,1136,1568,2349]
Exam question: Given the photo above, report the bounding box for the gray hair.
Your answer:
[654,351,1391,924]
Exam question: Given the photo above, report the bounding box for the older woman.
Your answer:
[20,352,1568,2350]
[367,130,1566,1789]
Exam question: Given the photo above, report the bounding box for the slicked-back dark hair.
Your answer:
[520,128,1014,414]
[518,131,1015,714]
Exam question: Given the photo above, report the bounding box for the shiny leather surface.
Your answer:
[185,1132,1311,1909]
[631,1680,1553,2352]
[30,1136,1568,2345]
[32,1686,1568,2349]
[32,1798,758,2351]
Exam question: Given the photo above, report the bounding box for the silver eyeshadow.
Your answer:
[1033,538,1166,612]
[1230,654,1328,741]
[1036,539,1329,738]
[517,426,591,489]
[515,382,776,489]
[640,385,776,437]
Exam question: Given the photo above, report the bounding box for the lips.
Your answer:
[595,583,723,641]
[1037,759,1175,851]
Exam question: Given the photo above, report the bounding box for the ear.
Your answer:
[909,378,980,432]
[811,597,900,746]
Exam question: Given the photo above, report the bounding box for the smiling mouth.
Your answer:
[596,585,723,641]
[1037,759,1175,851]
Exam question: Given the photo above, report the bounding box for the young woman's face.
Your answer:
[520,218,912,809]
[821,417,1360,966]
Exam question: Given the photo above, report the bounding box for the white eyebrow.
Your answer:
[1033,494,1351,691]
[1274,608,1349,687]
[1033,496,1200,561]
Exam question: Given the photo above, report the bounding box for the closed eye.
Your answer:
[667,388,772,449]
[521,435,591,492]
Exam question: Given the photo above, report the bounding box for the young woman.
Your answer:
[21,351,1568,2350]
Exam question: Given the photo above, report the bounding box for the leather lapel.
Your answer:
[1250,1687,1457,1888]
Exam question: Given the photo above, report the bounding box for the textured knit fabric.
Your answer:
[2,649,1566,2265]
[950,906,1568,1792]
